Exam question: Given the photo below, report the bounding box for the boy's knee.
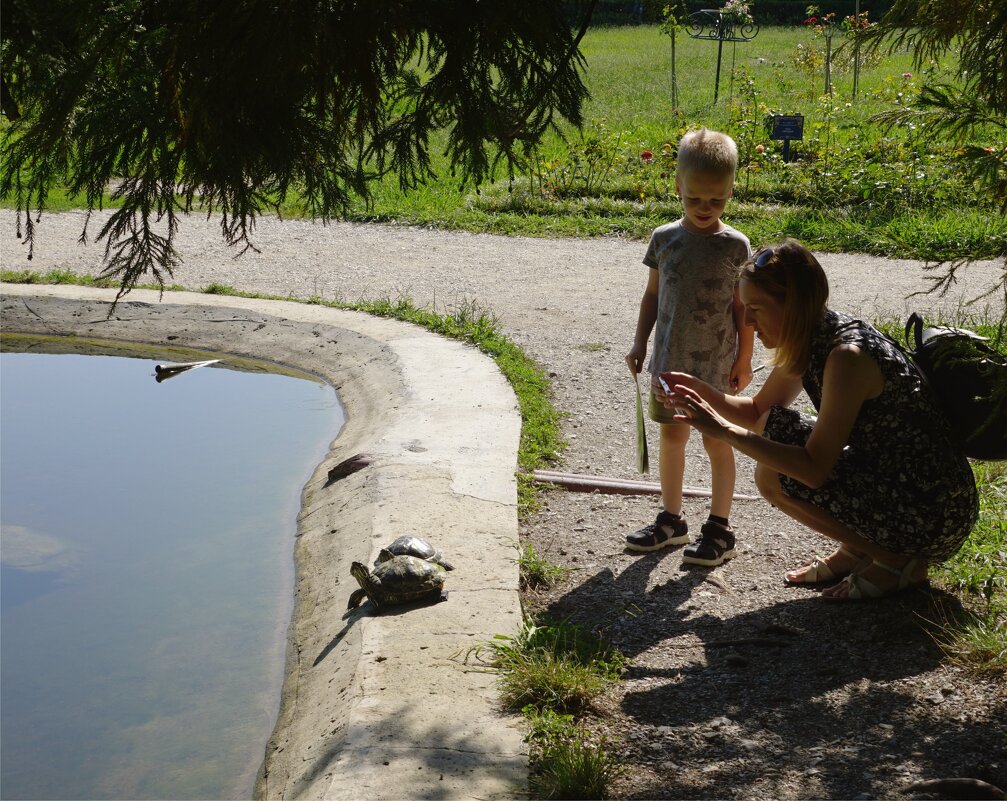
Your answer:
[656,423,688,447]
[659,421,690,446]
[701,433,733,457]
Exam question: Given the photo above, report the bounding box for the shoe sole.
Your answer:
[625,534,690,552]
[681,548,737,566]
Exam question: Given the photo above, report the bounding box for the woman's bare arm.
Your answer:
[667,345,884,488]
[660,365,803,430]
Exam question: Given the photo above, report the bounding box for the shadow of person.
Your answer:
[611,586,1007,800]
[535,548,724,660]
[621,585,965,728]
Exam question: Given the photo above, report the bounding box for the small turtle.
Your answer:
[374,535,455,571]
[346,555,447,611]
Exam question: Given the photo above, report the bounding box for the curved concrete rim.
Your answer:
[1,284,527,800]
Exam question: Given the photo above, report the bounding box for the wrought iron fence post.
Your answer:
[686,9,759,105]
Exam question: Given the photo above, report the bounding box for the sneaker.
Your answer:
[625,511,689,552]
[682,520,737,566]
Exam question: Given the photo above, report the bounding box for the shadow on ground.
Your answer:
[538,556,1007,799]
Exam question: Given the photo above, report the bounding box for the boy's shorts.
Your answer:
[648,388,682,424]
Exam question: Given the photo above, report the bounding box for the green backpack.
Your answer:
[905,313,1007,461]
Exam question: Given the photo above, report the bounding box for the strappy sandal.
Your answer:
[824,558,926,601]
[784,545,862,586]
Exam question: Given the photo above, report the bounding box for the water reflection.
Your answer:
[1,347,344,800]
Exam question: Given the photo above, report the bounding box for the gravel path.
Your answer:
[7,211,1007,799]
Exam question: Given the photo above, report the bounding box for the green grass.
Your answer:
[930,459,1007,676]
[8,26,1005,262]
[519,543,574,591]
[526,709,622,801]
[471,618,626,714]
[468,619,625,798]
[322,25,1005,259]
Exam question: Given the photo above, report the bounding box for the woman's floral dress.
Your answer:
[764,309,978,562]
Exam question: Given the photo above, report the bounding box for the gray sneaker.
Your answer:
[625,511,689,552]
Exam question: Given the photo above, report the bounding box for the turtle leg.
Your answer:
[346,588,367,610]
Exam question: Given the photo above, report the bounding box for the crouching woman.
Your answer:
[660,240,978,600]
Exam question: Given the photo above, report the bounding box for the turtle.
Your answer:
[346,555,448,611]
[374,535,455,571]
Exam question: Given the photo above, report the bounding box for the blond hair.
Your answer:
[741,239,829,374]
[676,128,738,180]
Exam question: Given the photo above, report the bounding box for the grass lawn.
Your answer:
[5,26,1005,261]
[332,25,1005,261]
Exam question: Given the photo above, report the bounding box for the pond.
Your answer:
[0,342,344,800]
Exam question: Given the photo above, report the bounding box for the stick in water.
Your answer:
[154,359,221,383]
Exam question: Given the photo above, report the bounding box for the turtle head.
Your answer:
[350,561,371,587]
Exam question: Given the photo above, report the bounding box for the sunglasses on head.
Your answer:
[754,247,776,269]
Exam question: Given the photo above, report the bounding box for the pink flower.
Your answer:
[983,147,995,153]
[755,144,766,153]
[641,151,654,162]
[902,72,913,79]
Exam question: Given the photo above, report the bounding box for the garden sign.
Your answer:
[770,114,804,162]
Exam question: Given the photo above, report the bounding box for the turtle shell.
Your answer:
[375,536,454,570]
[352,555,446,609]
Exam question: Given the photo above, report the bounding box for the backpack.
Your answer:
[904,312,1007,460]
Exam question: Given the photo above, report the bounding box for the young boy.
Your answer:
[625,128,754,566]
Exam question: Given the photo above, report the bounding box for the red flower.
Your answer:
[641,151,654,162]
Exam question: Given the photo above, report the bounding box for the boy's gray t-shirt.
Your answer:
[645,220,751,388]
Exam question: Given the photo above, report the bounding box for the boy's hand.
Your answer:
[625,346,647,375]
[729,359,754,393]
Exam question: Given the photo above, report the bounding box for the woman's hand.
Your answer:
[659,372,715,402]
[665,383,732,439]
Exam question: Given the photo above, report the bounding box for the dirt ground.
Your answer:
[7,212,1007,799]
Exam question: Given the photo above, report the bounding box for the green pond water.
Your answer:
[1,347,343,800]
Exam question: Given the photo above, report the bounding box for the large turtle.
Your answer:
[347,555,447,611]
[374,535,455,571]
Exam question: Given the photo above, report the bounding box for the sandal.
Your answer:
[784,545,862,586]
[824,558,926,601]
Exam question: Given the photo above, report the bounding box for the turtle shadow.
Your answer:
[350,590,450,619]
[313,618,356,666]
[316,592,450,666]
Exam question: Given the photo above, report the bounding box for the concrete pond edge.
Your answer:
[1,284,528,800]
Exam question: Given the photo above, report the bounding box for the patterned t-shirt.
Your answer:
[644,220,751,388]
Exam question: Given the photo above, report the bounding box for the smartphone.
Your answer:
[657,375,671,394]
